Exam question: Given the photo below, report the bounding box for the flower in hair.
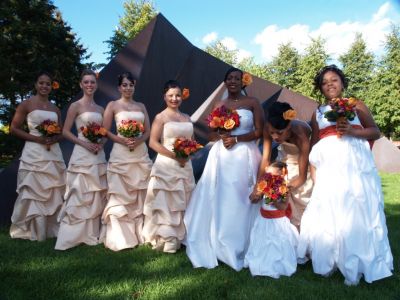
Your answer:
[52,81,60,90]
[182,88,190,100]
[95,72,100,79]
[242,73,253,87]
[283,109,297,121]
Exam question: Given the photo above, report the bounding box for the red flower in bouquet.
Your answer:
[36,119,61,151]
[117,119,145,151]
[173,137,203,158]
[324,97,358,137]
[80,122,107,144]
[256,172,288,204]
[206,105,240,131]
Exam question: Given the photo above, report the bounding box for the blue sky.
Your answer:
[53,0,400,66]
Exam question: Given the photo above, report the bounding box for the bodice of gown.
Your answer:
[20,110,64,162]
[277,121,310,165]
[109,111,149,163]
[230,109,255,136]
[69,111,106,165]
[316,105,362,130]
[162,122,194,151]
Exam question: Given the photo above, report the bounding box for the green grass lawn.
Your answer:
[0,173,399,300]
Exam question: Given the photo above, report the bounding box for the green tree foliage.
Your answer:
[204,41,238,66]
[294,37,330,102]
[368,25,400,138]
[0,0,88,126]
[266,42,301,90]
[339,33,375,101]
[105,0,157,60]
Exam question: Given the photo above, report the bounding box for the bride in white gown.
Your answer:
[184,68,264,271]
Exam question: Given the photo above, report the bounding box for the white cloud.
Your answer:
[202,32,218,44]
[254,2,396,61]
[220,37,237,50]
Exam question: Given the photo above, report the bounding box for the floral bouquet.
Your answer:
[206,105,240,132]
[173,137,203,159]
[35,119,61,151]
[324,97,357,137]
[256,172,288,205]
[117,120,145,151]
[80,122,107,153]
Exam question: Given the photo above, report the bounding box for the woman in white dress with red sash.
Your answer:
[297,65,393,285]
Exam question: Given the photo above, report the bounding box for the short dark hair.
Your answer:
[314,64,348,93]
[267,102,293,130]
[35,71,53,82]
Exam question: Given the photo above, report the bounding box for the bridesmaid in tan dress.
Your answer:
[250,102,313,230]
[100,72,152,251]
[142,80,196,253]
[10,71,66,241]
[55,69,107,250]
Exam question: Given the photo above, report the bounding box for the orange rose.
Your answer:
[52,81,60,90]
[209,117,221,128]
[99,127,107,136]
[257,181,267,193]
[242,73,253,87]
[279,185,288,194]
[223,119,236,130]
[82,127,88,134]
[348,97,358,106]
[47,124,60,134]
[182,88,190,100]
[282,109,297,121]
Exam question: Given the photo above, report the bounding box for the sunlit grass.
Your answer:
[1,173,399,299]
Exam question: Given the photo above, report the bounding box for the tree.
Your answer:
[266,42,301,89]
[368,25,400,138]
[339,33,375,101]
[0,0,89,126]
[204,41,239,66]
[294,37,330,101]
[105,0,157,60]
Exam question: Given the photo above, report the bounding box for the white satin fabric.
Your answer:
[297,105,393,285]
[244,203,299,278]
[101,111,152,251]
[10,110,66,241]
[184,109,261,271]
[55,112,107,250]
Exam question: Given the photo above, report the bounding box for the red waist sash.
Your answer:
[319,125,374,149]
[260,203,292,219]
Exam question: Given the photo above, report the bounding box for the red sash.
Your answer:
[260,203,292,219]
[319,125,374,149]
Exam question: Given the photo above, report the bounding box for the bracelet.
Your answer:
[235,136,238,143]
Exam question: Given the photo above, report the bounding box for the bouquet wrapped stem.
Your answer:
[172,137,203,167]
[35,120,61,151]
[80,122,107,154]
[117,120,145,152]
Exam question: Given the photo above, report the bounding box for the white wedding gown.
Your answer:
[184,109,261,271]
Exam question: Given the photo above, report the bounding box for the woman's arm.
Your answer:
[10,101,43,144]
[310,111,320,148]
[103,101,127,146]
[339,100,380,140]
[133,102,151,147]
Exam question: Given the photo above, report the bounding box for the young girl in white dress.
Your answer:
[297,65,393,285]
[245,162,299,278]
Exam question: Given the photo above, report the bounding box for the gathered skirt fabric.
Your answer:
[298,135,393,284]
[101,143,152,251]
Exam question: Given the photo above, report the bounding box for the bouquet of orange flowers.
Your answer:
[256,172,288,204]
[173,137,203,158]
[117,120,145,151]
[36,119,61,151]
[206,105,240,131]
[324,97,357,122]
[80,122,107,144]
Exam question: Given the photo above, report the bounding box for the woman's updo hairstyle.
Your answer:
[80,69,97,82]
[314,64,348,93]
[163,79,182,94]
[118,72,135,86]
[35,71,53,82]
[267,102,294,130]
[223,67,243,82]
